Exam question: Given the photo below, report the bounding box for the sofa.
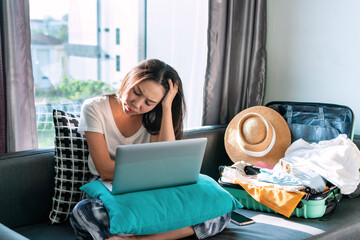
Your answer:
[1,125,360,240]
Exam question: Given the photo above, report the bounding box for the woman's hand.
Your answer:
[162,79,178,109]
[151,79,178,142]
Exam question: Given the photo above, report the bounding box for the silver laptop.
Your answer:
[101,137,207,194]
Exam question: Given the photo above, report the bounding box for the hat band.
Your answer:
[236,122,276,158]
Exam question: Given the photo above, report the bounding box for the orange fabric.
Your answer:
[235,180,306,218]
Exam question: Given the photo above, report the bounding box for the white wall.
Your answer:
[265,0,360,134]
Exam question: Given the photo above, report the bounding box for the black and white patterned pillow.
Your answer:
[49,109,91,224]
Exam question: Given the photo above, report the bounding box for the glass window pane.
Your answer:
[30,0,145,148]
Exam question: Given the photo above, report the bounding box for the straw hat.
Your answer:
[224,106,291,165]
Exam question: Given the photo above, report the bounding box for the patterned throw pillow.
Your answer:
[49,109,91,224]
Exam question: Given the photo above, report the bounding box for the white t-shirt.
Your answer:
[78,95,151,176]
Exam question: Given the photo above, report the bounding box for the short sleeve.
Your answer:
[78,98,104,135]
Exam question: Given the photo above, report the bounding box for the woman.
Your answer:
[70,59,230,240]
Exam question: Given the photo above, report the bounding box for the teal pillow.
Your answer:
[80,174,242,235]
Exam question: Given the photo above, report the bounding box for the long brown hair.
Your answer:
[118,59,186,139]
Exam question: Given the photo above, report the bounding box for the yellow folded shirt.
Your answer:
[235,180,306,218]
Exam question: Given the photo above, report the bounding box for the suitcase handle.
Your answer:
[320,191,343,221]
[286,105,325,127]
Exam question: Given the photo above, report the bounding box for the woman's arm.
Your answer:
[151,79,178,142]
[85,131,115,180]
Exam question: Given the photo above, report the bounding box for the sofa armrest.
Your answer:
[0,149,55,228]
[0,223,29,240]
[183,125,233,180]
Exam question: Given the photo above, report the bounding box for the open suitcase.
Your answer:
[219,101,355,219]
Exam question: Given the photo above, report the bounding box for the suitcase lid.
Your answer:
[265,101,355,142]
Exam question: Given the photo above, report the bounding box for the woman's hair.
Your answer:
[118,59,186,140]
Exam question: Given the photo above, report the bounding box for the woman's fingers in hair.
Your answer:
[167,79,179,98]
[168,78,179,92]
[162,79,178,108]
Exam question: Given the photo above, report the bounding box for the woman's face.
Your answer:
[121,80,166,116]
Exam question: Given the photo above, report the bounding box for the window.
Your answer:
[30,0,145,147]
[30,0,208,148]
[116,55,121,72]
[116,28,120,45]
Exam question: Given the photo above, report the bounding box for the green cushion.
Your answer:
[80,174,242,235]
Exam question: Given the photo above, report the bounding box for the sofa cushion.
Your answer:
[49,110,91,224]
[14,222,75,240]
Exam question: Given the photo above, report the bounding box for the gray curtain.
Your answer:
[1,0,38,152]
[0,29,6,154]
[202,0,267,125]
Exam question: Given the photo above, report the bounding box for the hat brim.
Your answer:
[224,106,291,166]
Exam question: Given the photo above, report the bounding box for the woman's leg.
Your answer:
[70,198,126,240]
[124,213,231,240]
[71,198,230,240]
[193,213,231,239]
[123,226,195,240]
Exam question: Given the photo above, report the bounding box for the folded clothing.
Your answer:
[222,163,305,218]
[257,159,327,193]
[235,179,306,218]
[222,161,305,193]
